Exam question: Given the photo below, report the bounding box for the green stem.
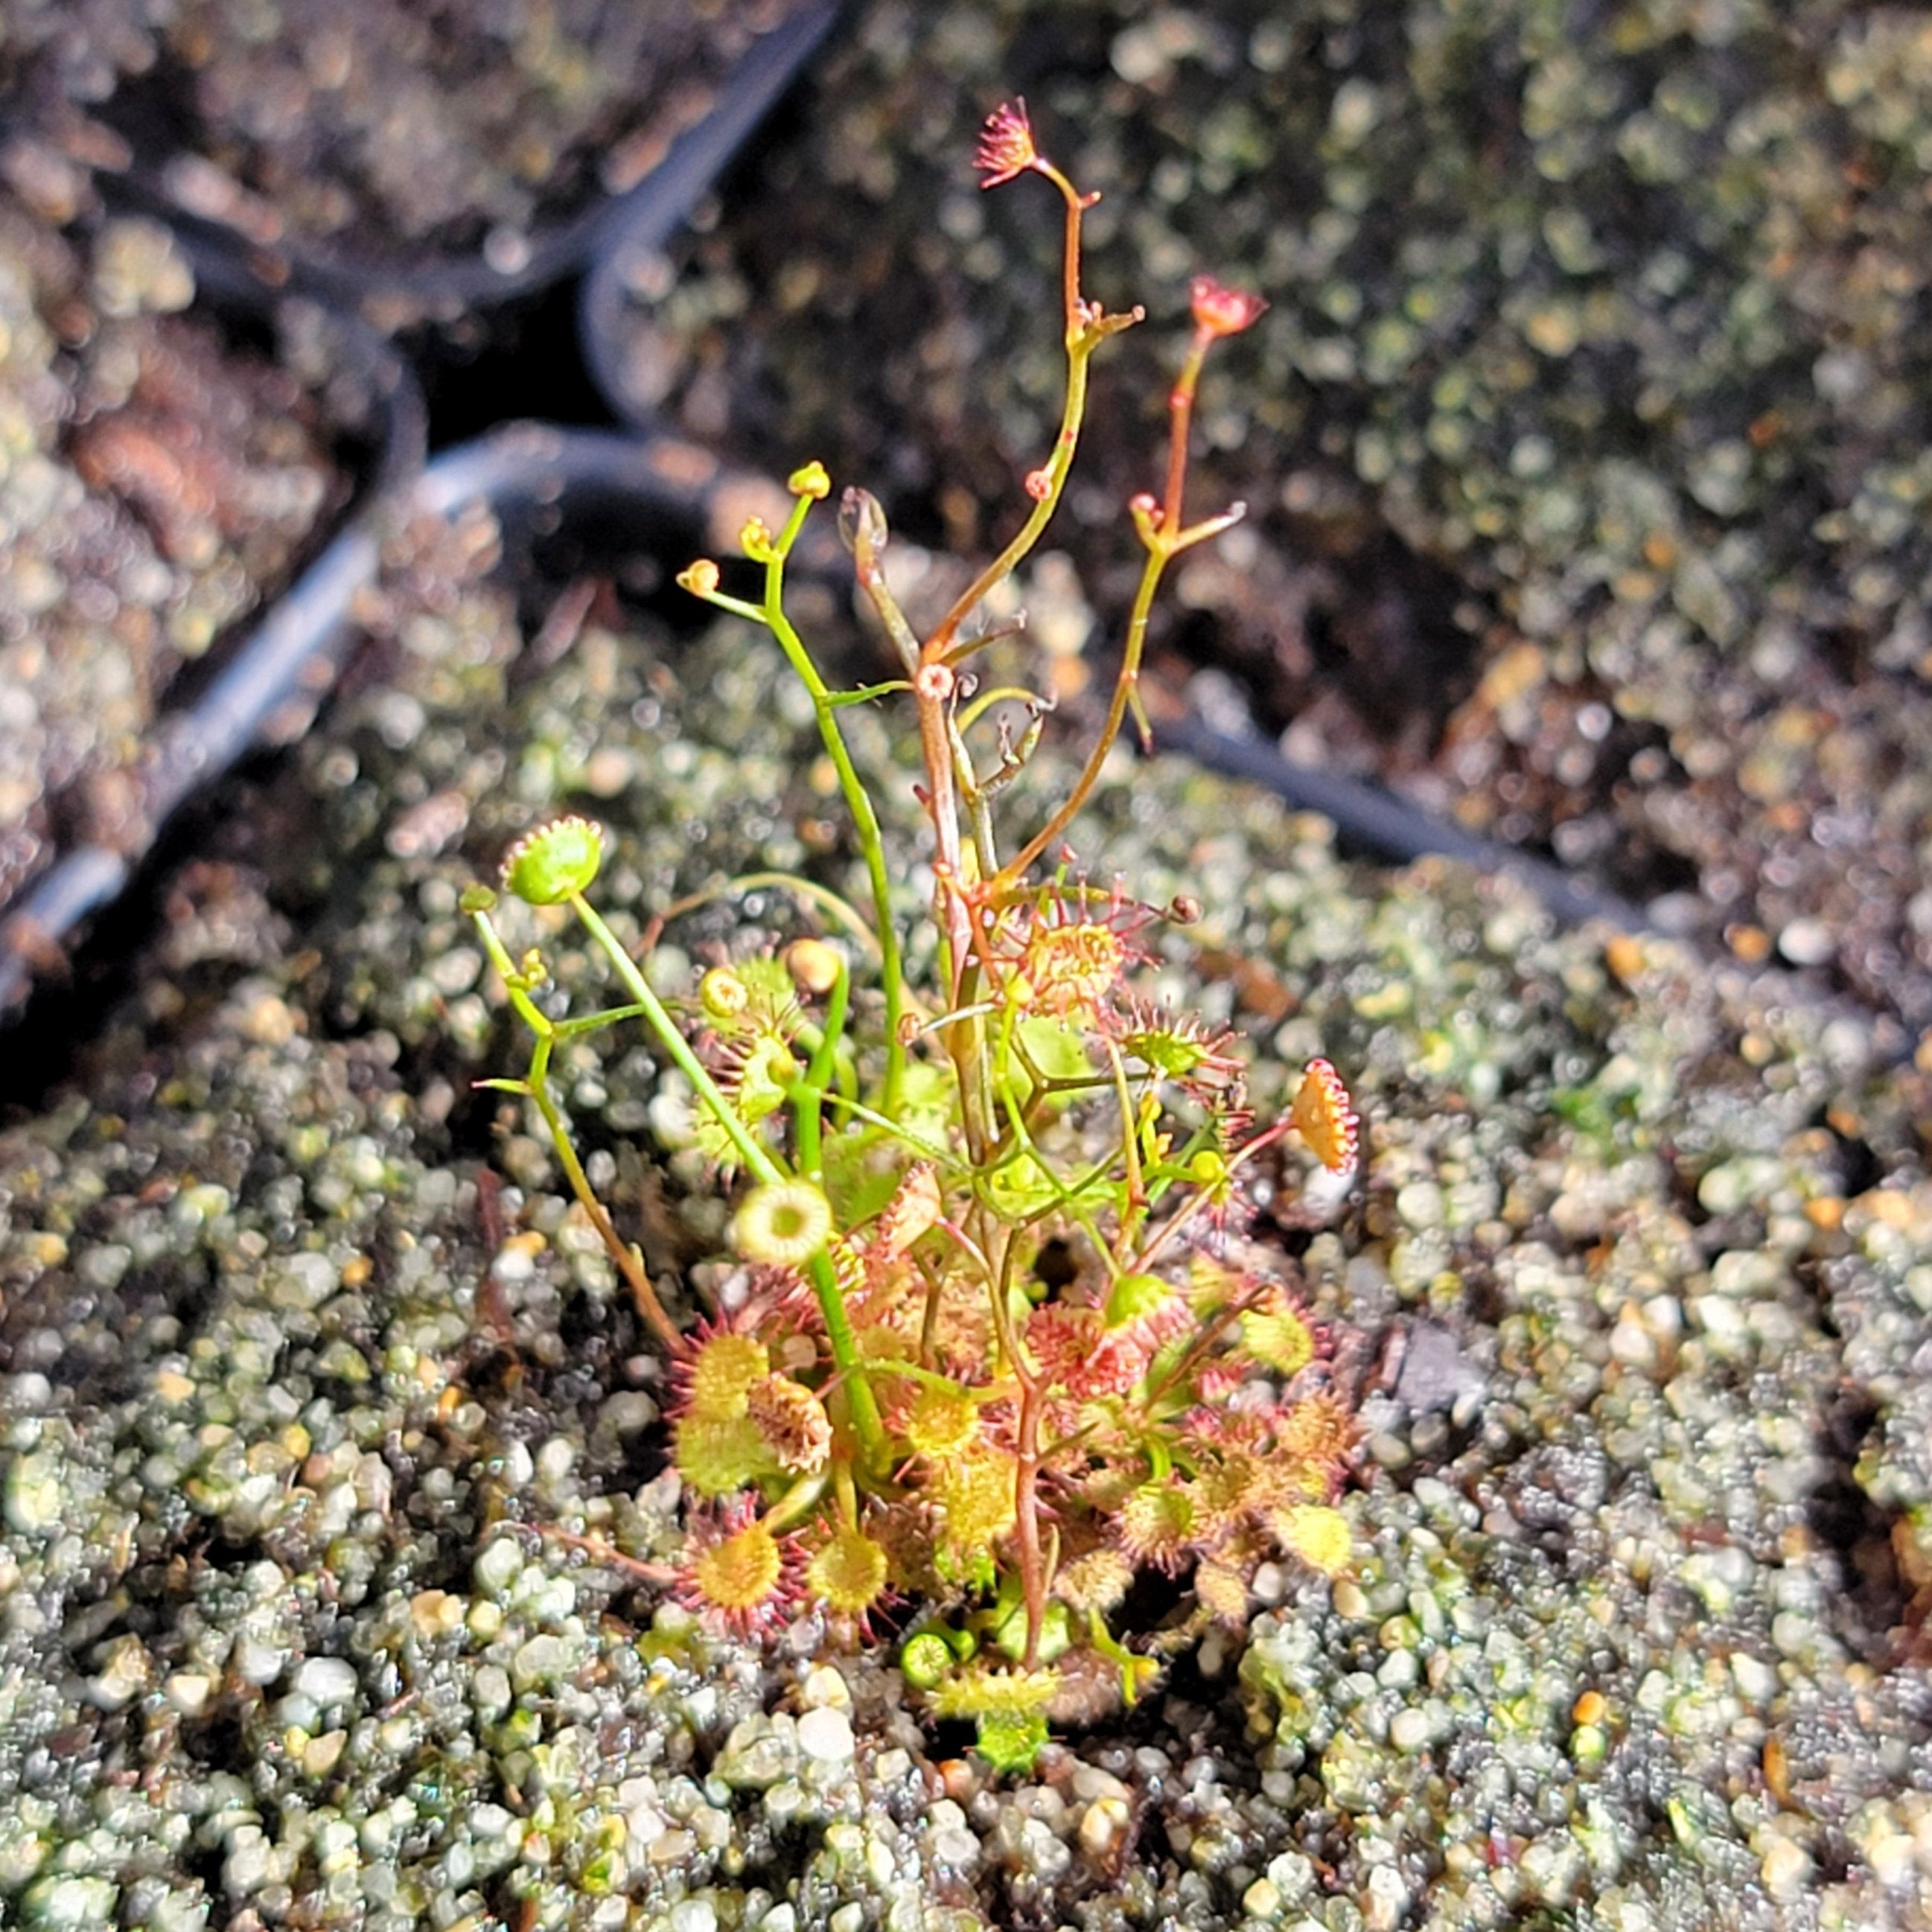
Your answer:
[928,340,1095,663]
[565,892,782,1186]
[763,501,908,1109]
[1100,1035,1147,1256]
[789,951,849,1182]
[806,1246,885,1464]
[817,1095,963,1172]
[468,910,680,1349]
[523,1044,680,1351]
[551,1000,654,1041]
[663,872,887,965]
[762,1468,831,1534]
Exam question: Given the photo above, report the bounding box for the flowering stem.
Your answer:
[817,1095,962,1170]
[522,1042,680,1352]
[567,891,882,1459]
[1164,333,1211,528]
[659,873,886,966]
[1000,315,1249,884]
[763,497,908,1109]
[1000,541,1169,882]
[926,329,1095,662]
[926,163,1133,665]
[1100,1035,1148,1243]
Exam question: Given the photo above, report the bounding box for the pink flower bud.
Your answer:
[1190,275,1267,340]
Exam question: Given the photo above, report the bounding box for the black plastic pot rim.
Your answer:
[576,7,839,427]
[90,1,838,326]
[0,0,846,1027]
[0,422,780,1024]
[0,412,1655,1030]
[1152,714,1648,933]
[0,302,424,1023]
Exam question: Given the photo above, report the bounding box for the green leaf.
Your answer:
[1016,1013,1097,1083]
[975,1712,1049,1776]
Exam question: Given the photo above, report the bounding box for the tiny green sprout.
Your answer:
[500,816,605,906]
[900,1631,954,1690]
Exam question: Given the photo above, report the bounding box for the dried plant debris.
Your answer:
[624,0,1932,1025]
[4,0,821,268]
[0,197,343,909]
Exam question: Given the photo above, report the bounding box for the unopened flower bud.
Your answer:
[500,816,605,906]
[678,558,721,597]
[1190,275,1268,340]
[788,459,832,500]
[838,487,889,557]
[784,937,843,996]
[739,515,775,561]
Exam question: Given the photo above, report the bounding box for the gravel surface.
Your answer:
[2,495,1930,1928]
[4,0,823,277]
[7,4,1932,1925]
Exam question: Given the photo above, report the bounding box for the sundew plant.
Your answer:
[463,103,1362,1773]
